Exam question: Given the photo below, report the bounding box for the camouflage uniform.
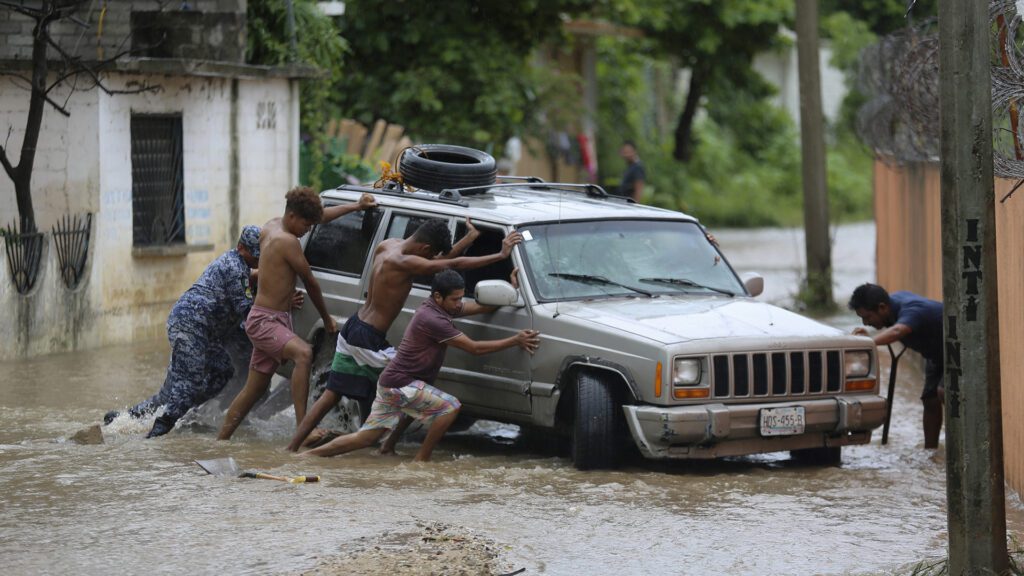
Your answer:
[108,226,260,437]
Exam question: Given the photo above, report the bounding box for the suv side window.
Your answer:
[305,207,383,276]
[385,212,448,287]
[453,221,512,295]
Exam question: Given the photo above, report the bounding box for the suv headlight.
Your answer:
[673,358,702,386]
[844,350,872,378]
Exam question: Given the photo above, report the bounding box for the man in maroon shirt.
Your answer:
[301,269,539,461]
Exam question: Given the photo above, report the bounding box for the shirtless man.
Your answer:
[286,218,522,451]
[217,187,377,441]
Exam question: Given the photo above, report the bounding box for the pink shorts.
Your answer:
[246,305,296,374]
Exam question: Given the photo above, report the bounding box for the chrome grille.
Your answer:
[711,351,844,398]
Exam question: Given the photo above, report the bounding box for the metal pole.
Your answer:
[286,0,297,63]
[938,0,1008,572]
[795,0,833,310]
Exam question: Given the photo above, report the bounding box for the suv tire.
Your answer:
[572,371,625,470]
[399,144,497,192]
[790,445,842,466]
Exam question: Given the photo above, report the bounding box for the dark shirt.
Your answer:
[378,298,463,389]
[890,291,943,365]
[616,160,645,198]
[168,249,254,338]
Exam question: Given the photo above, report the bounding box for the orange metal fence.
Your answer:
[873,158,1024,496]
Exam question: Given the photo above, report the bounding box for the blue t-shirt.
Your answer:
[889,291,943,365]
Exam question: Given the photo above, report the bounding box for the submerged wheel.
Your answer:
[308,332,368,433]
[571,371,626,470]
[790,446,842,466]
[398,144,497,192]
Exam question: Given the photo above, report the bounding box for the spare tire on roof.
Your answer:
[398,144,497,193]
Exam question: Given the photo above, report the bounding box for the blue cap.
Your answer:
[238,225,261,259]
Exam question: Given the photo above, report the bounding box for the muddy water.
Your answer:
[3,223,1023,576]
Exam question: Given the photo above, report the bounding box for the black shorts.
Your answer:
[922,359,944,400]
[324,314,391,401]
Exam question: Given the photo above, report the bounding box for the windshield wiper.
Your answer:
[638,277,735,297]
[549,273,654,297]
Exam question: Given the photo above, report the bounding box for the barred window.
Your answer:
[130,114,185,247]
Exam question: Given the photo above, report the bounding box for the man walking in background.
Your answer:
[616,140,646,202]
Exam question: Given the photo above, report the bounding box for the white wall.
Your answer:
[0,72,299,359]
[753,41,848,129]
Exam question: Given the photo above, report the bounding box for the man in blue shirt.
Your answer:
[615,140,646,202]
[104,225,268,438]
[849,283,944,448]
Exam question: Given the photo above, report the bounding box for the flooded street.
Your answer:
[3,222,1023,575]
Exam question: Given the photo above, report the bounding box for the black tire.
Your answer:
[572,372,625,470]
[790,446,842,466]
[398,144,497,192]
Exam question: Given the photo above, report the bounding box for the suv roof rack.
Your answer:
[439,182,633,203]
[330,182,469,207]
[496,175,546,183]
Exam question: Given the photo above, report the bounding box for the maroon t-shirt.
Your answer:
[377,298,463,389]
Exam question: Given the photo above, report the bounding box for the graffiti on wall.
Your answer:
[256,101,277,130]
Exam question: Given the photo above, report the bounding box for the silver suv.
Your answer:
[291,178,885,470]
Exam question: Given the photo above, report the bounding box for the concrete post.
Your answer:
[938,0,1008,573]
[795,0,833,309]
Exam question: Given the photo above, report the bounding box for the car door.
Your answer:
[440,221,533,415]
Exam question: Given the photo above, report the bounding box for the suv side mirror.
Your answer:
[740,272,764,297]
[475,280,524,307]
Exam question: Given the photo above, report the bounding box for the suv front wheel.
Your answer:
[572,371,626,470]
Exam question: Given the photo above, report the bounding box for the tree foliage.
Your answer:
[247,0,347,190]
[332,0,590,148]
[615,0,793,161]
[0,0,155,229]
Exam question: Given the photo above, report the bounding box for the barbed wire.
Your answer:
[856,1,1024,179]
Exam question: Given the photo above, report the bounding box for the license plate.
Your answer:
[759,406,805,436]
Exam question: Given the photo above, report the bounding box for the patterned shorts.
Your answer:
[359,381,461,431]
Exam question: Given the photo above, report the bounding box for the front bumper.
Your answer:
[622,395,886,459]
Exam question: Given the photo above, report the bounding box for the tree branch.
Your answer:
[0,132,16,182]
[44,34,160,97]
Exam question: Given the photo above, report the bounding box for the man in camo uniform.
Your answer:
[104,225,266,437]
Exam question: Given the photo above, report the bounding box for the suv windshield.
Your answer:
[519,219,744,301]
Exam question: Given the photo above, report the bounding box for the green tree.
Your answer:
[617,0,793,161]
[822,0,937,35]
[333,0,590,148]
[247,0,347,190]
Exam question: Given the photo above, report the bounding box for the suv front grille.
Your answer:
[711,351,843,399]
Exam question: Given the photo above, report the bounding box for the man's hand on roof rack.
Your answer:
[500,231,524,258]
[464,218,480,243]
[358,193,378,210]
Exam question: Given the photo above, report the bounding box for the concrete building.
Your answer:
[0,1,311,360]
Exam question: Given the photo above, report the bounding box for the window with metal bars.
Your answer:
[130,114,185,247]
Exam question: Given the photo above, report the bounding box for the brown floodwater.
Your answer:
[3,223,1023,575]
